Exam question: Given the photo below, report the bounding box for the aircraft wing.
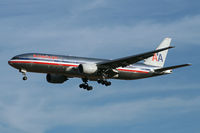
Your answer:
[97,46,174,69]
[154,64,191,72]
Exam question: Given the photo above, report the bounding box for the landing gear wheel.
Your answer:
[102,81,105,85]
[80,78,93,91]
[23,76,27,80]
[97,79,111,87]
[83,84,87,89]
[105,81,111,86]
[97,80,101,84]
[20,69,27,81]
[79,84,84,88]
[87,86,93,91]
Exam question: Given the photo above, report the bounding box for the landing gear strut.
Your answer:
[97,79,111,86]
[20,69,27,81]
[79,78,93,91]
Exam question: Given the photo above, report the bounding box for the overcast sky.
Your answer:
[0,0,200,133]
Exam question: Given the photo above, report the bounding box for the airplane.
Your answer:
[8,38,191,91]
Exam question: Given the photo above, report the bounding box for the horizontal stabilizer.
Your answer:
[155,64,191,72]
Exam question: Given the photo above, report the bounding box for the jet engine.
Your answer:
[46,74,68,84]
[78,63,98,74]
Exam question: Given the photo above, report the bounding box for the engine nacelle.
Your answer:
[46,74,68,84]
[78,63,98,74]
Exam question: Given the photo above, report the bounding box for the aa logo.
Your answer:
[152,53,163,62]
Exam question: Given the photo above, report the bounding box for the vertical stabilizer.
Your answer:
[144,38,172,67]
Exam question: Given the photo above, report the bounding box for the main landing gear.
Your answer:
[79,78,112,91]
[97,79,111,86]
[20,69,27,81]
[79,78,93,91]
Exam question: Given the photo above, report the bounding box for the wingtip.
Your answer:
[169,46,175,48]
[164,37,172,41]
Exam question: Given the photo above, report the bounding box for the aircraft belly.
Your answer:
[117,71,153,80]
[12,62,32,71]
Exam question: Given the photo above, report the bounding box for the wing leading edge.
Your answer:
[97,46,174,69]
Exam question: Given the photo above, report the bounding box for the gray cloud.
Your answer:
[0,83,199,133]
[1,15,200,58]
[1,0,199,58]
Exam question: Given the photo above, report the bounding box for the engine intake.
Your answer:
[46,74,68,84]
[78,64,98,74]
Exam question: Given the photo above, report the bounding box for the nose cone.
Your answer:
[8,60,11,65]
[8,55,18,67]
[8,58,14,67]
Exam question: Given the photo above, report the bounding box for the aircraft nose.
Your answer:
[8,60,11,65]
[8,58,14,66]
[8,56,18,66]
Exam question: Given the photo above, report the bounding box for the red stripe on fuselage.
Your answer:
[117,68,149,74]
[9,60,78,67]
[9,60,149,74]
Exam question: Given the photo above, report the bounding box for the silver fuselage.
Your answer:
[8,53,166,81]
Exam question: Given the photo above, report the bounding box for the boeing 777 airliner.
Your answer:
[8,38,191,91]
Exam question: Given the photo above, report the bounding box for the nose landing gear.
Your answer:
[20,69,27,81]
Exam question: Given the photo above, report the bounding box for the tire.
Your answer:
[79,84,83,88]
[105,81,111,86]
[87,86,93,91]
[97,80,101,84]
[83,85,87,89]
[23,76,27,80]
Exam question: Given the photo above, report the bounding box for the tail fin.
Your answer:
[144,38,172,67]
